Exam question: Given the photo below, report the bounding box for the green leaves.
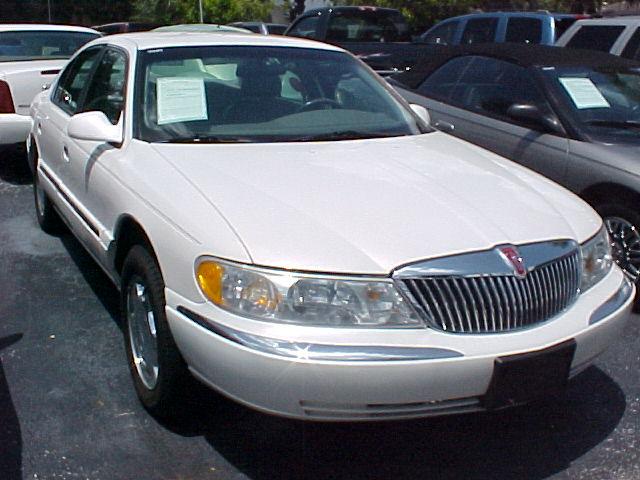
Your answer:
[132,0,274,24]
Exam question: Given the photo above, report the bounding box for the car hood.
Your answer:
[150,133,600,274]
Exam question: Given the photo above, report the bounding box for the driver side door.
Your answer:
[62,46,128,265]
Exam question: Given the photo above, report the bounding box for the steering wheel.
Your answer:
[298,98,341,112]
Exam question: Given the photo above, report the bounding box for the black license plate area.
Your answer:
[482,339,576,410]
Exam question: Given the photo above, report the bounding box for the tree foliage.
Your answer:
[132,0,274,24]
[343,0,600,31]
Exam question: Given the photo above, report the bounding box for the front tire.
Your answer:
[121,245,188,418]
[596,202,640,307]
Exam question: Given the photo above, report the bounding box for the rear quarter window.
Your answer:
[565,25,625,52]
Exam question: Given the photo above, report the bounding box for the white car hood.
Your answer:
[151,133,601,274]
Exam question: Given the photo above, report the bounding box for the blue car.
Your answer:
[420,12,588,46]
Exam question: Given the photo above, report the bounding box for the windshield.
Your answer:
[543,65,640,141]
[135,46,427,143]
[0,31,99,62]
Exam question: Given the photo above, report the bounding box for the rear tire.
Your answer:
[121,245,188,418]
[33,161,63,234]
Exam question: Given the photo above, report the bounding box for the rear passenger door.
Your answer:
[406,55,570,184]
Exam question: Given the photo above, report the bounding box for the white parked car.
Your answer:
[29,32,633,421]
[556,17,640,59]
[0,24,99,148]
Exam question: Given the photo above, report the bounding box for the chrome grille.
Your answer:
[399,250,581,333]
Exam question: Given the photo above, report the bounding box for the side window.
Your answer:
[505,18,542,44]
[422,21,459,45]
[52,47,102,115]
[287,16,320,39]
[82,48,127,125]
[417,56,474,102]
[461,18,498,44]
[565,25,625,52]
[459,57,551,128]
[621,27,640,60]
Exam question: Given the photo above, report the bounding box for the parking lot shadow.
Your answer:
[163,365,625,480]
[0,333,23,480]
[0,147,31,185]
[58,233,121,328]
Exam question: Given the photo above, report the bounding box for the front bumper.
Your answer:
[0,113,32,145]
[165,267,633,421]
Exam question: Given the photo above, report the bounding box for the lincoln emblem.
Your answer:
[499,246,527,278]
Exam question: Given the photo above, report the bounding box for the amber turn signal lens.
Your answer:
[196,261,225,305]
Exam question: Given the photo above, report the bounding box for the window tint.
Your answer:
[505,18,542,44]
[553,17,578,40]
[326,11,410,42]
[457,57,550,127]
[422,20,459,45]
[268,25,287,35]
[461,17,498,44]
[0,31,98,62]
[136,46,425,143]
[418,56,473,101]
[52,47,102,115]
[287,16,320,39]
[565,25,625,52]
[621,27,640,60]
[82,48,127,125]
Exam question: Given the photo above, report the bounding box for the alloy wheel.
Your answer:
[604,216,640,282]
[127,278,159,390]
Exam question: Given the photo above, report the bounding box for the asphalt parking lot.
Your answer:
[1,147,639,480]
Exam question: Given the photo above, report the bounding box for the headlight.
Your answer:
[580,227,613,292]
[196,258,423,328]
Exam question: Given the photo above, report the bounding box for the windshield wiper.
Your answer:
[154,135,255,144]
[291,131,401,142]
[585,120,640,129]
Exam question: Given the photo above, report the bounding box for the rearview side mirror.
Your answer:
[67,111,123,144]
[410,104,430,125]
[506,104,564,135]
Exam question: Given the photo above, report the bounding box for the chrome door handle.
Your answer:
[62,145,70,162]
[434,120,455,132]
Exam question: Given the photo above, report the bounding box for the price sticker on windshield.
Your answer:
[156,77,208,125]
[559,77,610,109]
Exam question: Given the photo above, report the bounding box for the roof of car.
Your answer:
[0,24,99,34]
[301,6,403,16]
[392,43,640,89]
[92,31,343,51]
[437,11,584,21]
[569,16,640,25]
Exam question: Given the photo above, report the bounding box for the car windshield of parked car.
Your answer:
[0,31,98,62]
[543,65,640,140]
[135,46,427,143]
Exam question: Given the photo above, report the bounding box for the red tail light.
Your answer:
[0,80,15,114]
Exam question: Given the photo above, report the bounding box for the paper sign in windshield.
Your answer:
[559,77,610,109]
[156,77,207,125]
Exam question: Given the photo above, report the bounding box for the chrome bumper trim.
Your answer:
[589,278,634,325]
[176,307,463,362]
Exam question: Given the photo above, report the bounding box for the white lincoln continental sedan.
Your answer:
[28,32,633,421]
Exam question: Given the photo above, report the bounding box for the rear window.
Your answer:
[505,18,542,44]
[621,27,640,60]
[565,25,625,52]
[326,11,411,42]
[0,30,98,62]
